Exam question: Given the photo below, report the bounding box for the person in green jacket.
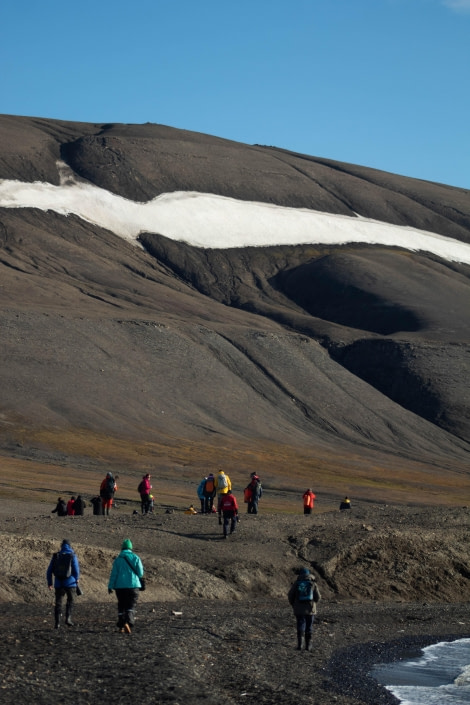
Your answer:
[108,538,144,634]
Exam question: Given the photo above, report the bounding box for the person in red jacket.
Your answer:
[219,490,239,538]
[66,497,76,516]
[303,489,316,515]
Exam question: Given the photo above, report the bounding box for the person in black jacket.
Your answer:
[74,495,86,515]
[288,567,321,651]
[51,497,67,517]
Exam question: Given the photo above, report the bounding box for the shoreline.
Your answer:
[326,632,470,705]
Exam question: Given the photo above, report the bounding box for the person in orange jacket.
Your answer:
[219,490,239,538]
[303,489,316,515]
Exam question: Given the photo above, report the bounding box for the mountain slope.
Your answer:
[0,115,469,488]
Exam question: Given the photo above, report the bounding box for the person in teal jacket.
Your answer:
[108,538,144,633]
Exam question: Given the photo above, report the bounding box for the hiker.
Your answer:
[90,496,103,515]
[138,473,152,514]
[303,488,316,515]
[74,495,86,515]
[340,496,351,511]
[100,472,117,515]
[245,473,263,514]
[203,473,216,514]
[288,567,321,651]
[148,494,154,513]
[66,496,76,516]
[197,477,207,513]
[215,469,231,523]
[108,538,145,634]
[51,497,67,517]
[219,489,239,538]
[46,538,81,629]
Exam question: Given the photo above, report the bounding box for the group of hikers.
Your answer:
[45,470,354,648]
[51,472,119,518]
[46,537,144,634]
[46,535,320,649]
[51,495,87,516]
[194,469,263,538]
[52,469,351,532]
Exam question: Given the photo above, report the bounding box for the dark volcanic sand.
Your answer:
[0,601,468,705]
[0,498,469,704]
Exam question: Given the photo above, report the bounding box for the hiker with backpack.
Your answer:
[219,489,239,538]
[288,567,321,651]
[100,472,117,515]
[245,473,263,514]
[137,473,152,514]
[303,488,316,515]
[46,538,81,629]
[108,538,145,634]
[51,497,67,517]
[215,469,231,523]
[203,473,216,514]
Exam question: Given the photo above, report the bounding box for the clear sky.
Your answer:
[1,0,469,189]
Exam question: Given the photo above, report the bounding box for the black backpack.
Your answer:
[52,551,73,579]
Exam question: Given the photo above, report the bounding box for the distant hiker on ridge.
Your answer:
[215,469,231,523]
[288,567,321,651]
[66,496,76,516]
[100,472,117,515]
[219,489,239,538]
[339,496,351,511]
[303,488,316,515]
[73,495,86,515]
[51,497,67,517]
[202,473,216,514]
[197,476,207,514]
[244,472,263,514]
[137,473,152,514]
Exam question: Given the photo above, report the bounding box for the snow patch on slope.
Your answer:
[0,161,469,264]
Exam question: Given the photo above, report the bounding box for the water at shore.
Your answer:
[371,638,470,704]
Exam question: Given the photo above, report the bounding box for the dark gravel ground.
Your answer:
[1,600,468,705]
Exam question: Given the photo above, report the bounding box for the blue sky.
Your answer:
[1,0,469,189]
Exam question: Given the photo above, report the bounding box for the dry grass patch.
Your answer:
[0,425,469,510]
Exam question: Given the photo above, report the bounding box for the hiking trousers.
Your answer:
[54,587,75,625]
[222,510,237,536]
[115,588,138,628]
[295,613,314,637]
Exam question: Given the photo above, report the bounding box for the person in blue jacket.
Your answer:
[46,538,80,629]
[108,538,144,634]
[197,477,207,513]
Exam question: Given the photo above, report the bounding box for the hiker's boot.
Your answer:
[305,635,313,651]
[297,633,305,651]
[65,605,74,626]
[54,607,62,629]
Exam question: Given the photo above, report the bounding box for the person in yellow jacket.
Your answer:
[215,469,231,524]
